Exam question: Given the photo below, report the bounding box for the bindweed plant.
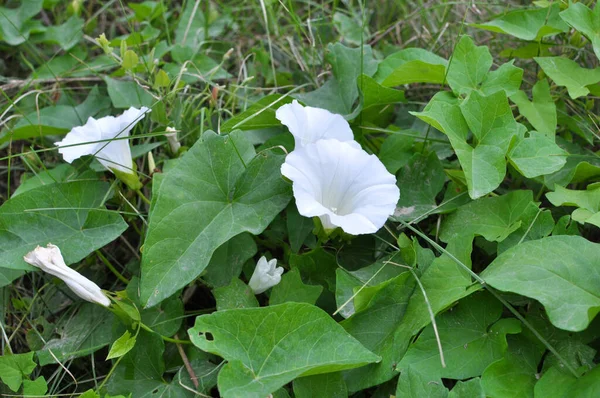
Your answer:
[0,1,599,397]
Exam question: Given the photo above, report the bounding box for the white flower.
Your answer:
[276,100,354,148]
[55,107,150,174]
[248,256,283,294]
[24,244,110,307]
[281,139,400,235]
[165,126,181,153]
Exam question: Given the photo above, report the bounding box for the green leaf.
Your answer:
[534,367,577,398]
[348,74,406,119]
[122,49,139,70]
[440,190,534,243]
[293,372,347,398]
[107,329,192,397]
[0,0,44,46]
[508,132,568,178]
[510,79,557,137]
[374,47,448,86]
[398,292,522,379]
[449,378,485,398]
[1,86,111,143]
[290,247,337,292]
[378,131,415,174]
[12,164,95,197]
[188,302,380,397]
[270,268,323,305]
[498,203,555,253]
[560,2,600,61]
[0,180,127,287]
[326,43,378,113]
[286,203,314,253]
[106,330,136,360]
[481,336,542,398]
[447,36,493,95]
[203,233,257,288]
[105,76,154,108]
[480,60,523,97]
[392,152,445,222]
[470,4,568,41]
[546,185,600,228]
[534,57,600,99]
[38,16,84,50]
[342,236,474,391]
[140,131,291,307]
[482,235,600,332]
[395,367,448,398]
[213,278,259,310]
[37,303,115,365]
[22,376,48,396]
[220,95,293,132]
[0,352,36,392]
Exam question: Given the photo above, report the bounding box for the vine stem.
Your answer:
[96,250,129,284]
[136,189,152,205]
[139,323,191,345]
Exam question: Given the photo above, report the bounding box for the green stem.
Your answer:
[96,250,129,284]
[139,322,192,345]
[136,189,151,205]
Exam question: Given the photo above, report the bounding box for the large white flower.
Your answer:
[24,244,111,307]
[55,107,150,174]
[276,100,353,148]
[281,139,400,235]
[248,256,283,294]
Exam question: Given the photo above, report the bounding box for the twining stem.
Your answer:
[175,333,199,389]
[136,189,152,205]
[139,322,191,345]
[96,250,129,284]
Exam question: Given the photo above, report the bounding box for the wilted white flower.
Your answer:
[24,244,110,307]
[276,100,353,148]
[165,126,181,154]
[281,139,400,235]
[55,107,150,175]
[248,256,283,294]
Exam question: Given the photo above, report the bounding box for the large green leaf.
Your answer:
[535,57,600,99]
[140,131,291,307]
[37,16,84,50]
[374,48,448,86]
[203,233,257,288]
[482,235,600,332]
[188,302,379,397]
[560,2,600,61]
[0,180,127,286]
[105,76,154,108]
[293,373,347,398]
[270,268,323,306]
[220,95,293,132]
[398,292,521,379]
[510,79,557,137]
[470,4,568,41]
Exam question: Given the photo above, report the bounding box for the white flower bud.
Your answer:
[248,256,283,294]
[165,127,181,154]
[24,244,111,307]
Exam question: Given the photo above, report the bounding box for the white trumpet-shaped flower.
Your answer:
[55,107,150,174]
[281,139,400,235]
[24,244,110,307]
[248,256,283,294]
[276,100,353,148]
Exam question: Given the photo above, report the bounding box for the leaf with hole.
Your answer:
[188,302,380,397]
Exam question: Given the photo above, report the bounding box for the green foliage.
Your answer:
[2,1,600,397]
[188,302,379,396]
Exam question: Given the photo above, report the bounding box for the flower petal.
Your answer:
[276,100,353,148]
[281,139,400,235]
